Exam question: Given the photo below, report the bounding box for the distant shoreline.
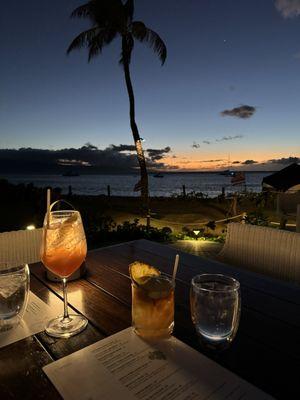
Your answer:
[0,172,268,198]
[1,170,273,176]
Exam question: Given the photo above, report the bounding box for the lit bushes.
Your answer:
[83,217,174,248]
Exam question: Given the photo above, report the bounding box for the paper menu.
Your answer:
[43,327,273,400]
[0,291,59,348]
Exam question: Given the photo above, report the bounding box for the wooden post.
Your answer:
[276,193,281,215]
[277,194,286,229]
[107,185,111,198]
[182,185,186,198]
[233,194,237,216]
[146,214,151,232]
[297,204,300,233]
[68,185,72,197]
[220,186,225,202]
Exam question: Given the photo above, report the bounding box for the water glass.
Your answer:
[190,274,241,350]
[0,263,30,332]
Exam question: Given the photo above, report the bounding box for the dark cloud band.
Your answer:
[221,105,256,119]
[242,159,258,165]
[147,146,171,161]
[0,144,174,173]
[268,156,300,165]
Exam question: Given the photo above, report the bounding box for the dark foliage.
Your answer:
[0,180,173,246]
[244,211,269,226]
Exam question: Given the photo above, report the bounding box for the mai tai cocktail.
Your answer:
[41,203,88,338]
[130,262,174,338]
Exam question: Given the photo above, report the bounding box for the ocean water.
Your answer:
[2,172,269,198]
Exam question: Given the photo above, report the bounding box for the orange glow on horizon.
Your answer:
[161,149,300,171]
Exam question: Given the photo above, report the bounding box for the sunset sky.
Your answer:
[1,0,300,171]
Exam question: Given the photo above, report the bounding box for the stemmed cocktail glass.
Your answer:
[41,201,88,338]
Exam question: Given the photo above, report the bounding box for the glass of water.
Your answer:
[190,274,241,350]
[0,263,30,332]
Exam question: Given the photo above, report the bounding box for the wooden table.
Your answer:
[1,239,299,399]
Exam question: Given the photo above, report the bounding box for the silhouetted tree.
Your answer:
[67,0,167,209]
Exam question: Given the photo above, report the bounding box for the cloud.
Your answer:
[201,159,224,163]
[216,135,244,142]
[58,159,91,166]
[230,156,300,171]
[242,160,258,165]
[147,146,171,161]
[180,159,224,164]
[275,0,300,18]
[111,144,171,162]
[110,144,136,152]
[236,156,300,171]
[192,140,211,148]
[267,156,300,164]
[293,52,300,59]
[0,144,174,173]
[221,105,256,119]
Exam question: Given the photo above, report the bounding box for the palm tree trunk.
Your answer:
[122,48,149,212]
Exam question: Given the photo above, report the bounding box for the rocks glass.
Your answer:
[190,274,241,350]
[0,262,30,332]
[130,262,175,339]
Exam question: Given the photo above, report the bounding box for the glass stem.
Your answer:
[62,278,70,322]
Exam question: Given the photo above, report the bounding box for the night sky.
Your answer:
[1,0,300,170]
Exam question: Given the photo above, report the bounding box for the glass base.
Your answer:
[45,314,88,338]
[134,322,174,339]
[196,333,233,352]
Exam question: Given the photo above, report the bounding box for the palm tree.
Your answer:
[67,0,167,209]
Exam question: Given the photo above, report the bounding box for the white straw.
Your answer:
[46,188,51,227]
[172,254,180,284]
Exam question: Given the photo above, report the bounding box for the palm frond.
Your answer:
[70,3,91,18]
[71,1,127,32]
[67,28,98,54]
[88,39,103,61]
[67,26,117,60]
[131,21,167,65]
[88,28,118,61]
[124,0,134,21]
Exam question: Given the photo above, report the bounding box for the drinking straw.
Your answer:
[172,254,180,284]
[46,188,51,228]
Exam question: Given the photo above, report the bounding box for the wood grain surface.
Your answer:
[1,240,299,399]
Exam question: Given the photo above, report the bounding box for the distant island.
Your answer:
[0,145,296,175]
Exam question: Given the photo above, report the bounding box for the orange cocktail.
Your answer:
[130,262,175,338]
[42,211,87,278]
[42,212,87,278]
[41,207,88,338]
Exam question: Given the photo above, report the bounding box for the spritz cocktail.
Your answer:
[41,206,88,338]
[42,211,87,278]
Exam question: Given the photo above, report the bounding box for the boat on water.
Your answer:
[153,172,164,178]
[219,155,236,177]
[219,169,236,177]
